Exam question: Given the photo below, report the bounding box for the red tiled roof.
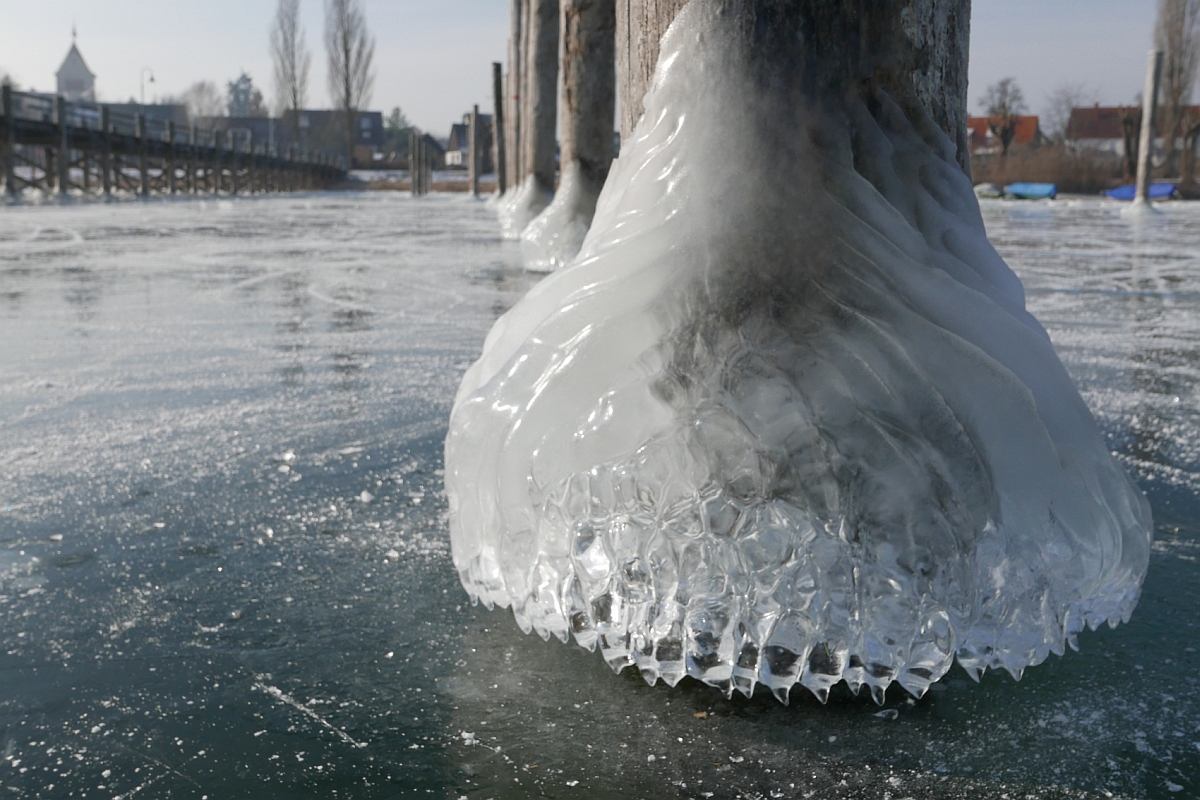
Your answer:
[1067,104,1200,140]
[966,115,1041,151]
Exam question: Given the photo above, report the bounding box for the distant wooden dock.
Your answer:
[1,85,346,199]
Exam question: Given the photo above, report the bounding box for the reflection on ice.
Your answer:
[447,4,1153,703]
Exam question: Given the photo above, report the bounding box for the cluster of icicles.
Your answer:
[447,3,1152,704]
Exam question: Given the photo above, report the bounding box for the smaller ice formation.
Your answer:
[448,2,1153,704]
[497,176,553,240]
[520,164,601,272]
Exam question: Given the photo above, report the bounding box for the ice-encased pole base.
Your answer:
[447,2,1152,704]
[497,175,553,240]
[520,163,602,272]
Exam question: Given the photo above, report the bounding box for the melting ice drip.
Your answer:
[447,3,1152,703]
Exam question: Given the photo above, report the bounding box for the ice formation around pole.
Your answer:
[520,164,600,272]
[497,175,553,240]
[446,2,1153,703]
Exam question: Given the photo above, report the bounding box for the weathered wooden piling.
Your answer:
[1135,49,1165,204]
[167,122,177,195]
[231,132,241,196]
[510,0,526,185]
[616,0,970,173]
[3,85,15,198]
[57,97,70,196]
[102,107,112,197]
[560,0,615,192]
[524,0,559,194]
[470,104,481,197]
[137,114,149,198]
[493,62,507,194]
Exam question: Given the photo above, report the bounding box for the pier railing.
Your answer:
[1,85,347,199]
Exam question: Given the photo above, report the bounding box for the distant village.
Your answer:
[6,14,1199,200]
[967,75,1199,196]
[44,35,491,176]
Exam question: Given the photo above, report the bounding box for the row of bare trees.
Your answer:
[270,0,375,157]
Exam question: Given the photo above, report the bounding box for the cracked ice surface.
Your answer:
[447,4,1153,703]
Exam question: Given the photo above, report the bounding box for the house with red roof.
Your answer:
[967,115,1043,155]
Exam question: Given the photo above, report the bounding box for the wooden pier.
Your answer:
[1,86,346,200]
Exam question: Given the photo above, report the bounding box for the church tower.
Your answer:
[56,30,96,102]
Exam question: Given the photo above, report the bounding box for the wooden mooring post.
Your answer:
[1135,49,1164,205]
[102,107,112,197]
[493,62,507,194]
[3,84,15,199]
[469,105,481,197]
[57,97,70,197]
[167,121,177,195]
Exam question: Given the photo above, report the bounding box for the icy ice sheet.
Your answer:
[1,192,1198,798]
[447,3,1151,706]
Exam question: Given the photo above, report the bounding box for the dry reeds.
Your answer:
[971,145,1125,195]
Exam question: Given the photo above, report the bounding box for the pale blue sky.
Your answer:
[0,0,1166,135]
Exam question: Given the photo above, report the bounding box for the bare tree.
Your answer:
[1043,83,1096,144]
[271,0,311,133]
[1181,105,1200,189]
[979,78,1028,157]
[324,0,376,161]
[176,81,226,121]
[1120,105,1144,179]
[1155,0,1200,176]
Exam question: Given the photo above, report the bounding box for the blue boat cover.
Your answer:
[1105,183,1176,201]
[1005,182,1057,199]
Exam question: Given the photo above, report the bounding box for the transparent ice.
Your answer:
[520,162,603,272]
[496,174,552,240]
[446,4,1153,703]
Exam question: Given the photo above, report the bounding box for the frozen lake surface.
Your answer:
[1,194,1199,799]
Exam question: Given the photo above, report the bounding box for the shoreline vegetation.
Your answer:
[972,144,1200,198]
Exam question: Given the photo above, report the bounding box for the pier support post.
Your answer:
[213,132,222,195]
[168,121,177,195]
[470,105,481,197]
[411,131,420,197]
[137,114,149,198]
[101,107,112,198]
[426,138,433,193]
[190,125,198,194]
[1135,49,1164,205]
[507,0,524,187]
[58,97,70,197]
[493,62,507,194]
[561,0,616,191]
[4,84,16,199]
[524,0,560,195]
[230,132,239,195]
